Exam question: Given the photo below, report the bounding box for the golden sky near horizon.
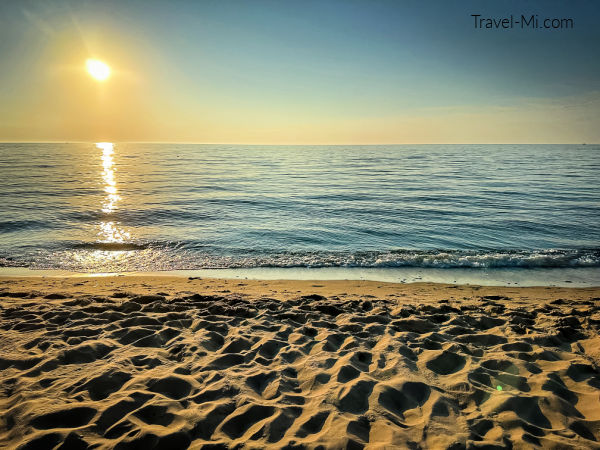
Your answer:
[1,1,599,144]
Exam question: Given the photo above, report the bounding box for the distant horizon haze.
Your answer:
[0,141,598,146]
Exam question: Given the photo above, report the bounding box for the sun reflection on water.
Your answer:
[97,142,120,214]
[59,142,136,271]
[87,143,132,270]
[99,221,130,242]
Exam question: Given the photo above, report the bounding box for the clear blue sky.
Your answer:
[1,0,599,143]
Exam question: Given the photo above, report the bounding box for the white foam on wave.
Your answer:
[2,247,598,273]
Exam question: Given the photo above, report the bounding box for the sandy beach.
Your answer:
[1,276,599,449]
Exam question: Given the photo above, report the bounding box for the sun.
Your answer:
[86,59,111,81]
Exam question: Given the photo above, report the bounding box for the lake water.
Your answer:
[1,143,599,284]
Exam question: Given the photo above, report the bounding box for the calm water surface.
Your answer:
[0,143,599,274]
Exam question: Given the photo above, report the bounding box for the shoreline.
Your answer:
[1,265,599,287]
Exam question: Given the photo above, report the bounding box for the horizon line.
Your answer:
[0,141,597,146]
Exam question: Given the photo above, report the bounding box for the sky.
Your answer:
[0,0,599,144]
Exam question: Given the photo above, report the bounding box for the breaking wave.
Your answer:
[1,246,598,272]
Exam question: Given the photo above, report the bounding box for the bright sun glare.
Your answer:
[86,59,111,81]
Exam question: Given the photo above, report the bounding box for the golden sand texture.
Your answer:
[1,276,599,449]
